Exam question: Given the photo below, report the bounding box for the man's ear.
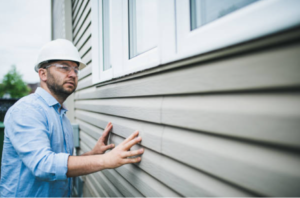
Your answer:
[38,68,47,82]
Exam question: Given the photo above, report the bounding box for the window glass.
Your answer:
[128,0,158,59]
[190,0,259,30]
[102,0,111,71]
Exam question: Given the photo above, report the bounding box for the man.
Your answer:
[0,39,144,197]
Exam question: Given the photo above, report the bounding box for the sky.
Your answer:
[0,0,51,83]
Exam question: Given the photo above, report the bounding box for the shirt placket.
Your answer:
[60,113,72,196]
[59,114,68,154]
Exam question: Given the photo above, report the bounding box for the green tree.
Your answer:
[0,65,30,98]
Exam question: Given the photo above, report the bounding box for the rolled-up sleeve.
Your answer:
[55,153,69,180]
[5,104,69,181]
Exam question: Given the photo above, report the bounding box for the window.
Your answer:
[119,0,160,77]
[190,0,258,30]
[160,0,300,64]
[91,0,113,83]
[128,0,159,58]
[102,0,111,71]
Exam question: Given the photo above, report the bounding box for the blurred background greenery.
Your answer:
[0,65,30,98]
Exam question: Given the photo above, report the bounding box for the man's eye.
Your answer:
[61,67,69,71]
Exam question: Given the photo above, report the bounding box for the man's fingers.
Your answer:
[105,144,115,150]
[104,122,112,133]
[123,136,142,150]
[122,130,139,145]
[121,149,144,158]
[123,157,142,164]
[100,123,112,141]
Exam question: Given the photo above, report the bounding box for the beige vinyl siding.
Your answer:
[72,0,91,68]
[75,44,300,196]
[70,1,97,196]
[78,64,92,80]
[67,0,300,197]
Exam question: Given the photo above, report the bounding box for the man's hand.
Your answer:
[81,122,115,156]
[103,130,144,169]
[91,122,115,155]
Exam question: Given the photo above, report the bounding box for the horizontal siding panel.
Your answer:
[74,19,91,44]
[111,134,250,197]
[77,119,101,140]
[75,97,162,123]
[75,24,91,49]
[75,86,95,99]
[92,171,123,197]
[115,164,181,197]
[81,49,92,66]
[84,176,99,197]
[79,145,114,197]
[75,43,300,99]
[78,64,92,80]
[80,140,139,197]
[79,131,96,149]
[79,140,90,154]
[72,0,84,23]
[86,60,91,65]
[73,0,89,28]
[162,126,300,196]
[102,169,144,197]
[85,174,108,197]
[73,4,91,38]
[79,36,91,58]
[72,0,79,11]
[75,93,300,149]
[161,93,300,149]
[77,71,93,90]
[82,180,93,197]
[75,110,163,152]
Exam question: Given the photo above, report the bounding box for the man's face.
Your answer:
[46,60,78,98]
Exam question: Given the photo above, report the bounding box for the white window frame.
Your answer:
[118,0,160,78]
[110,0,123,78]
[91,0,300,81]
[91,0,113,84]
[160,0,300,65]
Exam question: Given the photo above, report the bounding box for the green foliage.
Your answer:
[0,65,31,98]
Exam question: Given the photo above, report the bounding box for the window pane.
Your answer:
[129,0,158,59]
[190,0,259,30]
[103,0,111,71]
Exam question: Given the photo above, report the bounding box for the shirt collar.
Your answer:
[35,87,68,114]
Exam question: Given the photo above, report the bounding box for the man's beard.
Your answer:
[46,71,76,99]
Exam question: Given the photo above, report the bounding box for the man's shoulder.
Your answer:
[5,93,47,119]
[11,93,42,111]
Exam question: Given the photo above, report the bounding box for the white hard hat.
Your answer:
[34,39,86,72]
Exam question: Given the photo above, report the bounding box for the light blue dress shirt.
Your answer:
[0,87,74,197]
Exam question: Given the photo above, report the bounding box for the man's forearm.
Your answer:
[66,155,106,177]
[80,151,94,156]
[66,131,144,178]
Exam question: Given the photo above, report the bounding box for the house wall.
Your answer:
[53,0,300,196]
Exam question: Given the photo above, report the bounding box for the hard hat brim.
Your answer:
[34,59,86,72]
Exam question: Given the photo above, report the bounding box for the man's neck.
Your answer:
[40,85,66,106]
